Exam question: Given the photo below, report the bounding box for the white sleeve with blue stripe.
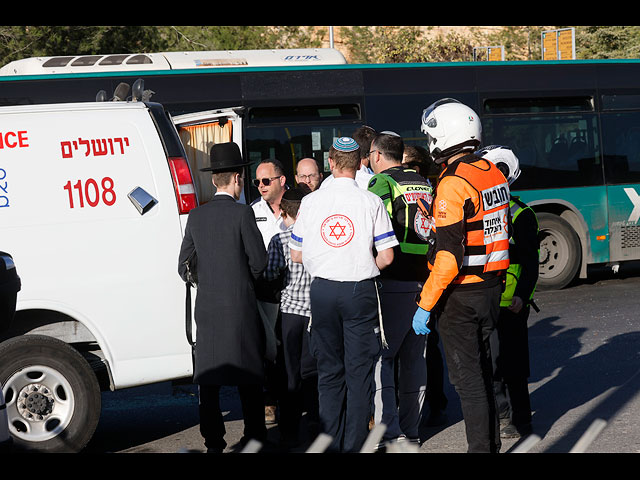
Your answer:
[372,198,398,250]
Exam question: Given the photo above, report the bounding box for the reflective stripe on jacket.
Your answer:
[417,154,510,311]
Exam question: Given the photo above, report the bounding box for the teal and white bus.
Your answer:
[2,49,640,290]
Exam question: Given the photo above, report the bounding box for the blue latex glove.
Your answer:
[412,307,431,335]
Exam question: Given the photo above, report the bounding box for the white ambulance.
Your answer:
[0,89,243,452]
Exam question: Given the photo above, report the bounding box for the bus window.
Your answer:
[247,104,360,124]
[483,96,593,114]
[482,99,601,190]
[245,123,362,201]
[98,55,129,66]
[70,56,102,67]
[244,104,362,201]
[42,57,74,68]
[601,112,640,184]
[126,55,153,65]
[600,93,640,184]
[364,92,477,145]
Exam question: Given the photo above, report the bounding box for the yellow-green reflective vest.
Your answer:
[500,197,539,307]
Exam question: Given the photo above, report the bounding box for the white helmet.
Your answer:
[476,145,521,186]
[420,98,482,164]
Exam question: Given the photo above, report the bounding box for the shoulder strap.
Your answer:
[185,284,195,346]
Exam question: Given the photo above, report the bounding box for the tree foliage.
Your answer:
[340,26,640,64]
[341,26,473,63]
[575,26,640,59]
[3,26,640,67]
[469,26,550,61]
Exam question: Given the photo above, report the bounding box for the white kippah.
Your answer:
[380,130,401,137]
[333,136,359,152]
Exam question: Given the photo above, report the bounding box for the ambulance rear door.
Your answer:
[172,107,245,207]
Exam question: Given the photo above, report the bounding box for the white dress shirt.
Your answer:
[251,196,287,249]
[321,164,374,190]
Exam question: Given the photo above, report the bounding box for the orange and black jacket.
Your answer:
[416,153,510,312]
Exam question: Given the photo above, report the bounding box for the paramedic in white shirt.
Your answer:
[290,136,398,453]
[320,126,376,190]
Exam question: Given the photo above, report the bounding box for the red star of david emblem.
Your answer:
[321,214,355,247]
[329,222,347,240]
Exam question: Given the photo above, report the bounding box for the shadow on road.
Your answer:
[527,314,639,452]
[84,383,200,453]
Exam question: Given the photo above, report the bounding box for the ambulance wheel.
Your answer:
[0,334,101,452]
[537,212,581,290]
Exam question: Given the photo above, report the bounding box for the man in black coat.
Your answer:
[178,142,268,453]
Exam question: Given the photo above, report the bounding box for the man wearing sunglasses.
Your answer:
[251,159,288,250]
[251,158,289,427]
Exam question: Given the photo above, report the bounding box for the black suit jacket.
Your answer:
[178,194,267,385]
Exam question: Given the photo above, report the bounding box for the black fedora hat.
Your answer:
[200,142,250,172]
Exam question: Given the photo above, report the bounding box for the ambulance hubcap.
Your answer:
[4,365,75,442]
[18,384,54,420]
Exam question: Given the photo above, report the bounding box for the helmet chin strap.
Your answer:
[433,147,463,164]
[432,140,480,165]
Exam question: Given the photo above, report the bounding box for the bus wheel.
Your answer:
[537,212,582,290]
[0,335,101,453]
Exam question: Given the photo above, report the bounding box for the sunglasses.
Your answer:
[252,175,282,188]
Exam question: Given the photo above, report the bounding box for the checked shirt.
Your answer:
[264,225,311,317]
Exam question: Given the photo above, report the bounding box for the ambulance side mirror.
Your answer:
[96,90,108,102]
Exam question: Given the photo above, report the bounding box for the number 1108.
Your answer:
[63,177,116,208]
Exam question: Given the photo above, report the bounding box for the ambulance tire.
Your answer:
[537,212,581,291]
[0,334,101,453]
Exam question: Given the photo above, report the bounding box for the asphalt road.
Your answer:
[84,263,640,454]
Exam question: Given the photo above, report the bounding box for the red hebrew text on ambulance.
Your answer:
[58,135,131,209]
[60,136,130,159]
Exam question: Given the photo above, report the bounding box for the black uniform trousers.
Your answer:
[490,305,532,426]
[425,314,448,413]
[198,384,267,452]
[309,277,381,453]
[278,312,319,443]
[437,280,502,453]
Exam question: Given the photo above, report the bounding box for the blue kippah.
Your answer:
[333,136,359,152]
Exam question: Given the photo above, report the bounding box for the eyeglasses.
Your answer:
[252,176,282,188]
[368,149,380,158]
[296,173,319,181]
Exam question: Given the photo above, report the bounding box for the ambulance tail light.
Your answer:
[168,156,197,214]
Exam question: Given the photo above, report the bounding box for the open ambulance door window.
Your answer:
[172,108,244,204]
